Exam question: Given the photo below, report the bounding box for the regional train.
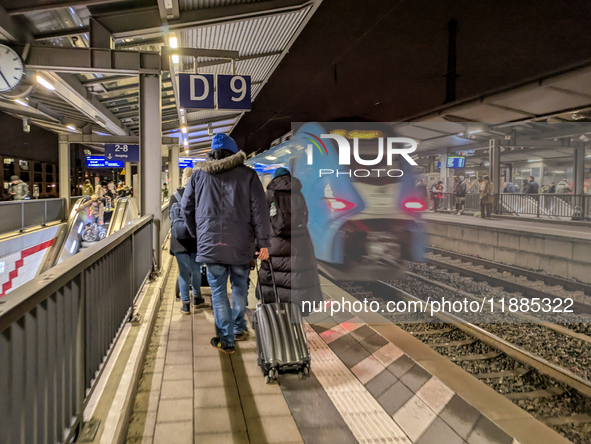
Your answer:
[246,122,426,281]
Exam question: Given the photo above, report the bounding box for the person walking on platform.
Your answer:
[182,134,271,354]
[523,176,539,194]
[170,167,206,315]
[453,175,467,215]
[256,168,322,314]
[9,175,29,200]
[430,181,443,211]
[479,175,494,219]
[82,179,94,197]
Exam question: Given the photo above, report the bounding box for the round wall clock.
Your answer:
[0,44,24,92]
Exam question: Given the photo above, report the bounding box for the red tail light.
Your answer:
[402,198,426,212]
[324,197,356,211]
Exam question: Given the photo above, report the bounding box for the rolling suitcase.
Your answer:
[253,260,311,383]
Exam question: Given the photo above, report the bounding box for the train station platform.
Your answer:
[423,213,591,284]
[100,247,567,444]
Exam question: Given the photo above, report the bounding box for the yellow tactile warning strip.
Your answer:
[305,323,412,443]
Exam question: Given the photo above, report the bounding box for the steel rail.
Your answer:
[376,278,591,398]
[424,255,591,315]
[427,246,591,296]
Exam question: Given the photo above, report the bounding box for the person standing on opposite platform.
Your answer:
[453,175,467,215]
[9,175,29,200]
[523,176,539,194]
[479,175,494,219]
[182,134,271,354]
[82,179,94,196]
[170,167,206,315]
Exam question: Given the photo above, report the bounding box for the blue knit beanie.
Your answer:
[273,167,290,178]
[211,134,238,154]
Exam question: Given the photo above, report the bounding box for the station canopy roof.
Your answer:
[0,0,321,155]
[391,61,591,163]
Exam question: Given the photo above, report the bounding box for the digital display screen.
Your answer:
[86,156,123,168]
[179,157,205,168]
[446,156,466,168]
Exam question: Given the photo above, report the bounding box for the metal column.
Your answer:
[440,154,449,192]
[125,162,132,187]
[489,139,501,213]
[574,147,585,195]
[170,147,179,191]
[139,74,162,270]
[59,137,71,213]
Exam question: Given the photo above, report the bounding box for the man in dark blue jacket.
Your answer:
[182,134,271,354]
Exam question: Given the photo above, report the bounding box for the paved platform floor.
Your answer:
[124,262,542,444]
[125,262,304,444]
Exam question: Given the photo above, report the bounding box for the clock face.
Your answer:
[0,44,23,93]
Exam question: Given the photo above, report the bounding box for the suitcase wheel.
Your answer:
[265,368,278,384]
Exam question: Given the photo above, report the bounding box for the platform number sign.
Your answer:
[178,73,251,111]
[216,75,251,110]
[179,74,215,109]
[105,143,140,162]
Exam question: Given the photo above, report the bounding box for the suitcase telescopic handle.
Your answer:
[255,258,280,305]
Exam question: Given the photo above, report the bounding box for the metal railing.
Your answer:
[0,215,154,444]
[0,198,67,236]
[431,192,590,220]
[497,193,590,219]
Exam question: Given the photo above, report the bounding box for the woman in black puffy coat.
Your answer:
[257,168,323,314]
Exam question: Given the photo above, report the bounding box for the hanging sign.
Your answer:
[178,74,215,109]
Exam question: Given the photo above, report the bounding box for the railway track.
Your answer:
[336,275,591,444]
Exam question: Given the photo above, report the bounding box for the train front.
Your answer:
[293,122,426,281]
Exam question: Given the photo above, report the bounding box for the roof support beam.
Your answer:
[95,0,313,39]
[34,26,90,41]
[7,0,128,15]
[43,72,130,136]
[163,113,242,132]
[196,51,283,68]
[14,44,162,75]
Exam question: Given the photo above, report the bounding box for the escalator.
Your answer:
[39,196,140,273]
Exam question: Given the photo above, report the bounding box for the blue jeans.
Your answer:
[175,252,202,303]
[207,264,250,347]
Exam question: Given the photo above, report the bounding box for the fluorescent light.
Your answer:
[172,54,179,64]
[266,156,277,160]
[554,170,565,173]
[169,36,178,48]
[14,99,28,107]
[66,125,77,131]
[36,75,55,91]
[185,149,189,154]
[527,159,542,163]
[183,139,188,146]
[181,127,187,134]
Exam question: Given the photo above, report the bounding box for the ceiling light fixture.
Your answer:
[527,159,542,163]
[36,75,55,91]
[172,54,179,64]
[14,99,28,107]
[181,127,187,134]
[169,36,178,48]
[66,125,76,131]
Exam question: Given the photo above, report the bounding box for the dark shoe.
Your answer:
[235,331,249,342]
[193,294,207,308]
[210,337,235,354]
[180,302,191,315]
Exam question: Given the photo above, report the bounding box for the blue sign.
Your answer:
[105,143,139,162]
[217,75,251,110]
[447,156,466,169]
[179,157,205,169]
[86,156,123,168]
[87,156,105,168]
[179,74,215,109]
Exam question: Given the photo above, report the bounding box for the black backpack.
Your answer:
[170,191,191,240]
[269,190,307,237]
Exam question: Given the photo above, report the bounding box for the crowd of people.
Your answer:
[417,174,567,219]
[169,134,322,354]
